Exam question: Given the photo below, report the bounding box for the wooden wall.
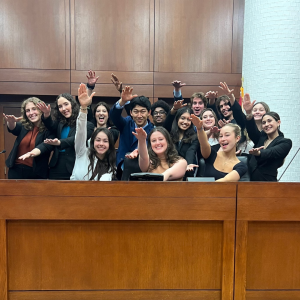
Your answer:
[0,0,245,178]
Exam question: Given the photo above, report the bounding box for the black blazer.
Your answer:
[246,117,292,181]
[6,123,54,179]
[42,115,94,174]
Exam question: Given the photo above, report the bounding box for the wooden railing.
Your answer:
[0,181,299,300]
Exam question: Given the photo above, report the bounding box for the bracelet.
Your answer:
[80,107,87,111]
[86,83,95,90]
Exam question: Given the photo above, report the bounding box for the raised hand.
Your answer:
[243,93,256,115]
[3,113,22,124]
[172,80,186,91]
[218,119,231,128]
[44,138,61,146]
[186,164,199,172]
[219,82,234,95]
[36,102,51,118]
[172,99,187,115]
[78,83,95,107]
[132,127,147,141]
[125,149,139,159]
[210,126,220,134]
[189,114,203,131]
[111,73,123,93]
[120,86,138,105]
[205,91,218,99]
[249,146,264,156]
[86,70,99,87]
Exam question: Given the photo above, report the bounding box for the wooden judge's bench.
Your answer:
[0,181,299,300]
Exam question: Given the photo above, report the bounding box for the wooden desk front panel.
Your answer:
[235,183,300,300]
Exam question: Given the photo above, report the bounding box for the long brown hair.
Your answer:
[20,97,46,132]
[147,127,181,171]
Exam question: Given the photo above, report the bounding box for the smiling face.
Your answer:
[57,97,72,119]
[219,100,232,118]
[202,110,216,130]
[25,102,42,126]
[153,107,167,126]
[177,112,192,131]
[130,105,150,127]
[262,115,280,135]
[150,131,168,156]
[95,105,109,127]
[218,126,240,152]
[192,98,205,117]
[94,131,110,159]
[252,103,267,121]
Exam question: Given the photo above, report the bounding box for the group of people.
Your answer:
[3,71,292,182]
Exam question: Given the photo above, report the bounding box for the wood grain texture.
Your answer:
[0,69,70,83]
[222,221,235,300]
[154,85,240,99]
[246,222,300,289]
[0,82,70,95]
[0,106,5,179]
[74,0,154,71]
[246,291,300,300]
[71,83,153,98]
[9,290,221,300]
[154,0,233,73]
[71,71,153,85]
[0,220,7,300]
[232,0,245,73]
[234,221,248,300]
[0,0,69,69]
[8,220,223,290]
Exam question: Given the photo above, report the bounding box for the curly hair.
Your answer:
[147,127,181,172]
[53,93,79,127]
[93,102,114,128]
[170,107,196,144]
[86,127,117,180]
[216,95,231,116]
[150,100,170,116]
[20,97,46,132]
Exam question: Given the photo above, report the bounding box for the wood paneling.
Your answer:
[154,0,233,73]
[246,291,300,300]
[8,220,223,290]
[0,69,70,83]
[9,290,221,300]
[0,82,70,96]
[74,0,154,71]
[246,222,300,289]
[232,0,245,73]
[0,0,70,69]
[0,221,7,300]
[0,106,5,179]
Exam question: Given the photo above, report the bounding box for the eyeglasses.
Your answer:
[153,110,166,116]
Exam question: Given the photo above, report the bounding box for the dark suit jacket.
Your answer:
[42,116,94,174]
[246,117,292,181]
[6,123,54,178]
[109,103,154,166]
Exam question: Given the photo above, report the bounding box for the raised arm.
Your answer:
[132,127,149,172]
[162,158,187,181]
[190,114,211,159]
[172,80,186,100]
[3,114,22,132]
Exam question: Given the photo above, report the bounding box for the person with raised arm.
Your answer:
[172,80,208,117]
[36,92,94,180]
[70,84,116,181]
[4,97,54,179]
[109,86,154,167]
[243,94,292,181]
[133,126,187,181]
[190,114,247,182]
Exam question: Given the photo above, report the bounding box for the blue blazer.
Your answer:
[109,103,154,166]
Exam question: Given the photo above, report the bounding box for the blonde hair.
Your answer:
[21,97,45,132]
[222,123,241,137]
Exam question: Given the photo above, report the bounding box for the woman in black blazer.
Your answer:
[164,105,199,178]
[4,97,54,179]
[37,93,94,180]
[243,94,292,181]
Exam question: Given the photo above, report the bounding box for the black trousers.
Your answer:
[8,164,43,179]
[48,152,71,180]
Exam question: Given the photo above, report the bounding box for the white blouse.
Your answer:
[70,112,113,181]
